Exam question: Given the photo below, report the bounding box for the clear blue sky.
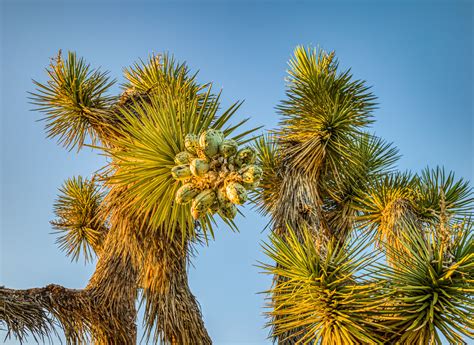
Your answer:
[1,1,472,344]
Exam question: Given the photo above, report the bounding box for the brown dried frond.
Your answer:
[272,167,328,242]
[264,165,330,344]
[0,287,55,343]
[0,285,92,344]
[324,199,358,241]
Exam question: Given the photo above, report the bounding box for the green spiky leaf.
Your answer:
[380,220,474,344]
[415,167,473,222]
[51,176,107,263]
[30,51,116,150]
[277,46,377,176]
[253,133,282,216]
[261,226,387,344]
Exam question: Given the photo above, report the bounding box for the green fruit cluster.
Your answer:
[171,129,262,220]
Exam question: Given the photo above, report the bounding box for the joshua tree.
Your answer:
[0,52,260,344]
[256,46,473,344]
[1,46,472,345]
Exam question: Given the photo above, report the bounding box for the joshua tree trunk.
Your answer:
[1,228,211,344]
[139,231,212,344]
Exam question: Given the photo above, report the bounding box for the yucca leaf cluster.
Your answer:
[31,52,259,243]
[30,51,116,150]
[382,221,474,343]
[103,86,249,238]
[261,228,386,344]
[262,220,473,344]
[277,47,376,177]
[51,176,106,263]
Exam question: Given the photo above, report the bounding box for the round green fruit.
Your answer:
[235,147,257,166]
[199,129,224,157]
[226,182,248,205]
[171,165,192,180]
[219,201,237,219]
[216,187,229,205]
[174,151,194,165]
[190,158,210,177]
[175,183,200,204]
[219,139,238,158]
[240,165,263,184]
[191,189,216,219]
[185,134,199,155]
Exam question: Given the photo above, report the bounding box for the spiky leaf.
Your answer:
[261,226,387,344]
[30,51,116,150]
[51,176,106,263]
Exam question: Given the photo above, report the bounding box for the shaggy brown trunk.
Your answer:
[84,226,138,344]
[140,231,211,344]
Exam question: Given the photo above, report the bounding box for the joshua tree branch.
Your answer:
[1,224,138,345]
